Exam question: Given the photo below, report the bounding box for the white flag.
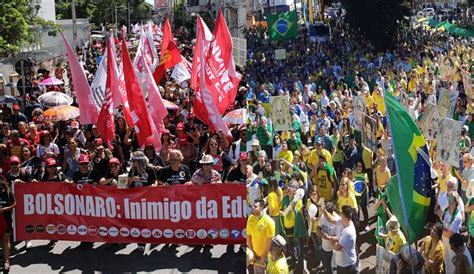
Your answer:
[171,61,191,83]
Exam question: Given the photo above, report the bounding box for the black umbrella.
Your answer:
[0,95,20,104]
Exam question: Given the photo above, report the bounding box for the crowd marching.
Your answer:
[245,10,474,274]
[0,11,247,272]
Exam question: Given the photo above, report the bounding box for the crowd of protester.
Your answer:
[245,10,474,274]
[0,25,249,271]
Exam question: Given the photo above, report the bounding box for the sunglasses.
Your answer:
[202,163,212,166]
[110,165,119,168]
[210,143,218,147]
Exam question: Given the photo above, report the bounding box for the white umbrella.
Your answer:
[38,92,74,108]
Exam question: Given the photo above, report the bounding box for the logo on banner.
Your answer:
[120,227,130,237]
[197,229,207,239]
[208,229,218,239]
[36,225,45,233]
[152,229,162,239]
[57,224,66,235]
[88,225,98,236]
[78,225,87,236]
[67,225,77,235]
[231,229,240,239]
[141,229,151,238]
[46,224,56,234]
[186,229,196,239]
[25,225,34,234]
[130,228,140,238]
[242,229,246,238]
[163,229,173,239]
[109,227,119,237]
[175,229,185,239]
[99,226,108,237]
[219,229,229,239]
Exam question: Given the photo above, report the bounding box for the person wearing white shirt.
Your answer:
[438,192,464,274]
[321,205,358,273]
[318,202,341,274]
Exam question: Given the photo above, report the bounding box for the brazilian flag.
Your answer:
[384,91,433,243]
[267,11,298,41]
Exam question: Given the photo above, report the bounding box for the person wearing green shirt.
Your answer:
[255,116,273,158]
[287,131,302,151]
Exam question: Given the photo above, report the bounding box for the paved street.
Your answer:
[8,241,245,273]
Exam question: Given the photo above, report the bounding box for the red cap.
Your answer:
[239,152,248,161]
[78,154,90,164]
[12,104,20,111]
[45,158,56,166]
[145,142,154,148]
[109,157,120,166]
[176,123,184,130]
[94,138,103,145]
[42,130,51,136]
[9,156,20,164]
[239,125,247,132]
[163,129,170,134]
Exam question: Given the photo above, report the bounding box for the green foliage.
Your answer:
[340,0,410,50]
[0,0,59,57]
[55,0,152,30]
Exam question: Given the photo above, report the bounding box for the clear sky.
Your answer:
[145,0,154,6]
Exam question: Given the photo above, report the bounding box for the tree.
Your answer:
[341,0,410,50]
[0,0,59,57]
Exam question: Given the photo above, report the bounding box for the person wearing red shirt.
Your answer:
[25,123,40,147]
[6,130,30,158]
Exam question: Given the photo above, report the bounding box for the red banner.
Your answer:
[14,183,246,244]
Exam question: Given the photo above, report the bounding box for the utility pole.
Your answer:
[115,0,118,30]
[72,0,77,44]
[127,0,131,33]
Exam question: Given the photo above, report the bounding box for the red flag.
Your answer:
[153,17,182,84]
[121,32,153,146]
[205,11,241,115]
[61,32,99,124]
[96,35,116,143]
[192,16,232,138]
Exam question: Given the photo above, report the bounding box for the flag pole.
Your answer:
[382,91,415,274]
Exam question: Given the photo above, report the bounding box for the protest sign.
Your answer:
[376,245,395,274]
[353,96,365,131]
[440,56,455,81]
[437,88,458,118]
[270,96,293,131]
[419,103,445,140]
[232,37,247,67]
[275,49,287,60]
[436,118,462,167]
[362,113,377,151]
[400,91,409,110]
[14,183,246,244]
[461,70,472,98]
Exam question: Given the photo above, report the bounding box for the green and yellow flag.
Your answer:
[267,11,298,41]
[384,91,433,243]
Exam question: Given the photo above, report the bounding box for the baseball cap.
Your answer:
[41,130,51,136]
[162,129,170,135]
[239,152,248,161]
[45,158,57,166]
[9,156,20,164]
[12,104,20,111]
[94,138,103,145]
[271,235,287,251]
[109,157,120,166]
[176,123,185,130]
[78,154,90,164]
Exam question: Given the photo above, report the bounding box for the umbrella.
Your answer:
[223,108,248,125]
[163,99,179,110]
[0,95,20,104]
[38,92,74,108]
[39,77,64,86]
[44,106,80,122]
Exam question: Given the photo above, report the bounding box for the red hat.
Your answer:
[239,125,247,132]
[94,138,103,145]
[41,130,51,136]
[239,152,248,161]
[45,158,57,166]
[78,154,90,164]
[9,156,20,164]
[109,157,120,166]
[12,104,20,111]
[145,142,154,148]
[176,123,185,130]
[163,129,170,134]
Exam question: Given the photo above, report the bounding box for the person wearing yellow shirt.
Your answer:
[247,198,275,273]
[374,156,391,193]
[433,162,454,196]
[307,139,333,169]
[267,178,283,224]
[267,235,289,274]
[277,141,293,163]
[363,88,375,112]
[306,185,322,271]
[337,177,358,214]
[372,86,386,116]
[352,160,370,231]
[378,215,406,253]
[311,156,337,201]
[419,223,445,274]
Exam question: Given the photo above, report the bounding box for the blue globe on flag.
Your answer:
[275,19,289,35]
